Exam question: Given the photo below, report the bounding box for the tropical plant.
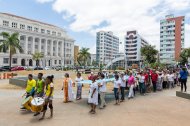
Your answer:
[78,47,90,67]
[179,48,190,65]
[141,45,158,64]
[32,52,44,66]
[0,32,23,70]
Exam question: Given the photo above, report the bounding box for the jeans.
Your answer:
[100,92,106,108]
[181,79,187,92]
[162,81,167,89]
[168,81,174,89]
[152,81,157,92]
[114,88,119,100]
[120,87,125,100]
[139,82,145,94]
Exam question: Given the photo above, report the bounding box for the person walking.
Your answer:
[114,74,121,105]
[128,72,135,99]
[138,72,146,95]
[151,70,158,92]
[120,73,126,102]
[180,67,188,92]
[168,71,174,89]
[75,72,84,100]
[98,74,107,109]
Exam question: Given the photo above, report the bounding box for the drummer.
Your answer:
[34,73,45,116]
[39,75,54,120]
[21,74,36,109]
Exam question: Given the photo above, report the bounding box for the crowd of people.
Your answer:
[20,66,189,119]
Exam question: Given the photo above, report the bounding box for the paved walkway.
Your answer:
[0,82,190,126]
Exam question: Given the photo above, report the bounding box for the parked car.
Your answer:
[44,66,52,70]
[34,66,43,70]
[0,67,6,72]
[11,66,25,71]
[1,66,11,71]
[55,66,63,71]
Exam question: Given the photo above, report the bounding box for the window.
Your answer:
[27,26,32,31]
[3,20,9,26]
[3,58,9,64]
[35,45,38,49]
[41,29,45,33]
[52,31,56,36]
[12,58,17,64]
[59,60,61,64]
[54,60,57,64]
[12,22,17,28]
[58,32,61,36]
[34,27,39,32]
[47,30,50,34]
[20,24,25,29]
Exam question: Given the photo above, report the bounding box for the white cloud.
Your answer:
[36,0,190,53]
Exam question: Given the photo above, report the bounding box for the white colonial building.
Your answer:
[0,13,74,67]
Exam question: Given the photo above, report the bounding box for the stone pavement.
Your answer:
[0,81,190,126]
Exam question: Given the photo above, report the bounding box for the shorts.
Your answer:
[45,96,53,101]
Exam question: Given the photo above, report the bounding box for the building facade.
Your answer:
[90,54,96,65]
[74,45,79,65]
[0,13,74,67]
[125,30,149,66]
[96,31,119,65]
[160,14,185,64]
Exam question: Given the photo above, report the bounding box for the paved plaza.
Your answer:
[0,80,190,126]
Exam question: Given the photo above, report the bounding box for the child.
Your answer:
[88,77,98,114]
[39,75,54,120]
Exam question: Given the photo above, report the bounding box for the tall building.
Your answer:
[125,30,149,66]
[160,14,185,64]
[0,13,75,67]
[74,45,79,65]
[96,31,119,65]
[90,54,96,65]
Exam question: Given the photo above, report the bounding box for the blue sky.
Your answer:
[0,0,95,51]
[0,0,190,53]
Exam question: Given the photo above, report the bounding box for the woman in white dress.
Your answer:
[75,73,83,100]
[88,77,98,114]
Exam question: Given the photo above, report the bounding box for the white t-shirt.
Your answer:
[120,76,126,87]
[138,75,145,83]
[75,77,83,86]
[114,80,121,88]
[99,79,107,92]
[168,74,174,82]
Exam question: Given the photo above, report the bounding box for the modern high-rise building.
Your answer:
[125,30,149,66]
[160,14,185,64]
[0,13,75,67]
[96,31,119,65]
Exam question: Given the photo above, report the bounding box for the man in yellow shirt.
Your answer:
[26,74,36,97]
[21,74,36,109]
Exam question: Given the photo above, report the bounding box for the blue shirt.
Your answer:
[180,70,188,79]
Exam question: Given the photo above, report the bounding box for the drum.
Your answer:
[22,96,33,110]
[30,97,44,112]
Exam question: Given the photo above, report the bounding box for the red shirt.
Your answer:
[88,75,94,80]
[151,73,158,82]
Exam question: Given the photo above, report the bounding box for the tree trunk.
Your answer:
[9,51,12,71]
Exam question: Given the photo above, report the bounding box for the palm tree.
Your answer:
[0,32,23,70]
[78,47,90,67]
[32,52,44,66]
[179,48,190,65]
